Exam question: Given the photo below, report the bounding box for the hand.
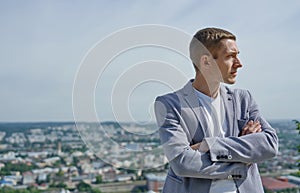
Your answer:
[190,143,201,150]
[240,120,262,136]
[190,142,209,153]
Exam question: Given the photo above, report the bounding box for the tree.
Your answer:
[49,182,67,189]
[294,120,300,170]
[91,189,102,193]
[295,120,300,134]
[76,181,92,192]
[56,169,64,177]
[0,162,35,176]
[0,186,41,193]
[95,175,103,184]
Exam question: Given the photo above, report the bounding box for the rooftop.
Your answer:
[261,177,297,191]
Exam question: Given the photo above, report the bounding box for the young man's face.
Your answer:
[214,39,243,84]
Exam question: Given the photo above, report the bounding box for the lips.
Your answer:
[231,71,237,76]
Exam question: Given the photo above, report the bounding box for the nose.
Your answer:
[234,57,242,68]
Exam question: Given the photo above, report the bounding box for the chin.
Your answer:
[225,79,236,85]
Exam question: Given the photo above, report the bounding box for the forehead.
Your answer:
[219,39,239,54]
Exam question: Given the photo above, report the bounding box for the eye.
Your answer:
[229,53,238,58]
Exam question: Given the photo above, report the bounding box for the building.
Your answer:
[284,175,300,186]
[146,173,166,193]
[261,176,299,193]
[22,172,35,185]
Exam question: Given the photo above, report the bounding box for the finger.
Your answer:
[249,121,259,129]
[252,121,261,131]
[245,123,259,135]
[254,121,260,127]
[257,128,262,132]
[241,120,260,136]
[245,123,254,135]
[241,125,250,135]
[241,120,253,136]
[248,120,254,125]
[254,125,262,133]
[247,123,262,134]
[245,128,252,135]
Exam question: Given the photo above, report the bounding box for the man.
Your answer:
[154,27,278,193]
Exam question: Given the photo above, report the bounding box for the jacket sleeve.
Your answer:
[155,95,248,179]
[204,90,278,164]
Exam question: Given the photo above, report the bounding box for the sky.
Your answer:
[1,0,300,122]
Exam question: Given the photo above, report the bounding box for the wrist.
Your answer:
[199,140,209,152]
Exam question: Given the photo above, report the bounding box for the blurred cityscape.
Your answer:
[0,120,299,193]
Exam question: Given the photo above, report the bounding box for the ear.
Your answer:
[200,55,210,68]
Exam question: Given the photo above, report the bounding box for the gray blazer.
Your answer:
[154,80,278,193]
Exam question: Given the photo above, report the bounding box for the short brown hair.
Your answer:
[189,27,236,68]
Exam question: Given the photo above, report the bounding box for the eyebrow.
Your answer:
[225,50,240,55]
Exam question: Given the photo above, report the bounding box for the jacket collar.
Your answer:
[181,79,233,98]
[180,79,235,137]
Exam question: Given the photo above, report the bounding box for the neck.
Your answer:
[192,74,220,98]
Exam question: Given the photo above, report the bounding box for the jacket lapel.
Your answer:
[181,80,211,137]
[220,86,236,136]
[180,81,237,138]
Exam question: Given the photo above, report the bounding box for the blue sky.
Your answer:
[1,0,300,122]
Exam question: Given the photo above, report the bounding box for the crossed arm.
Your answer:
[166,120,266,179]
[191,120,262,152]
[155,93,278,179]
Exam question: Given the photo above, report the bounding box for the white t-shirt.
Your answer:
[194,88,237,193]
